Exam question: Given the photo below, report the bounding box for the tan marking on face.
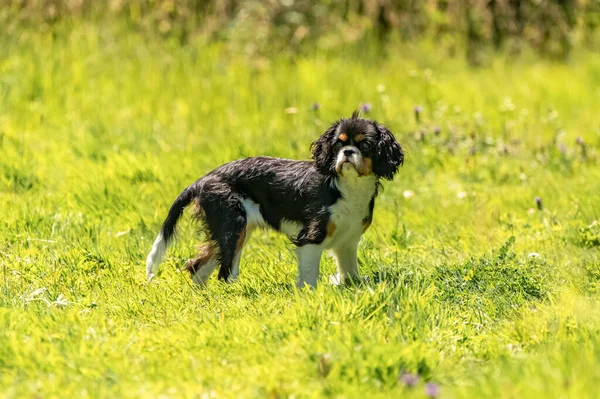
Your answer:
[327,222,337,237]
[357,157,373,176]
[338,133,348,142]
[355,133,366,142]
[362,217,372,233]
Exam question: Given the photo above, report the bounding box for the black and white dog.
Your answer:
[146,112,403,287]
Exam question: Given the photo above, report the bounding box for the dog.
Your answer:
[146,111,404,287]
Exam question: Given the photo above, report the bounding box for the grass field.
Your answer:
[1,21,600,398]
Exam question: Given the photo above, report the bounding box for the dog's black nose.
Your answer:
[343,149,355,157]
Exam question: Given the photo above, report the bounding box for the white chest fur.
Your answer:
[323,174,377,249]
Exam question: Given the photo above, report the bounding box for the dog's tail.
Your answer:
[146,186,194,281]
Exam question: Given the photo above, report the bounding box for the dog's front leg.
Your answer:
[295,244,323,288]
[330,240,360,285]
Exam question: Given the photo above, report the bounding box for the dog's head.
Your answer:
[311,111,404,180]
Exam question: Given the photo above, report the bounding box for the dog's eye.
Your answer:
[359,141,372,151]
[334,141,344,149]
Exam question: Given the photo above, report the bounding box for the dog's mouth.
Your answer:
[335,153,373,177]
[335,159,358,174]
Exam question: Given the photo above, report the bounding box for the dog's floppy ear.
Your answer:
[372,122,404,180]
[311,121,339,175]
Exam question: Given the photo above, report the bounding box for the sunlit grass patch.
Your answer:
[0,19,599,399]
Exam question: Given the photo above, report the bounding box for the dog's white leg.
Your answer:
[229,229,252,283]
[330,241,360,285]
[230,251,242,282]
[295,244,323,288]
[191,256,218,286]
[186,243,220,286]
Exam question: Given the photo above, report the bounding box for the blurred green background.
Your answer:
[3,0,600,63]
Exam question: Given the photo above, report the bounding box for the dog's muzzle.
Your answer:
[335,146,361,174]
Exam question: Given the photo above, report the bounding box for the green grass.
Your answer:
[1,21,600,398]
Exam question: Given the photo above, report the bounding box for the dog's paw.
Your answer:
[329,274,365,286]
[329,274,342,286]
[295,281,316,290]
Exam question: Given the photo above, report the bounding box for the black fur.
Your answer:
[311,121,340,176]
[372,123,404,180]
[160,187,193,245]
[366,196,376,226]
[193,158,340,236]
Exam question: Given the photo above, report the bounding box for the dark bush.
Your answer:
[1,0,599,62]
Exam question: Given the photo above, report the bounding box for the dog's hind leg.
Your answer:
[230,228,252,282]
[186,242,219,286]
[199,185,248,283]
[214,219,246,282]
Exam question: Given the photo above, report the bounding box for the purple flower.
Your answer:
[576,136,588,159]
[312,102,320,111]
[399,372,420,387]
[433,126,441,135]
[558,142,566,154]
[414,105,423,122]
[535,196,543,211]
[360,103,372,113]
[425,383,440,397]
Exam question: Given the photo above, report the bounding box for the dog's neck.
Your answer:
[332,172,378,202]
